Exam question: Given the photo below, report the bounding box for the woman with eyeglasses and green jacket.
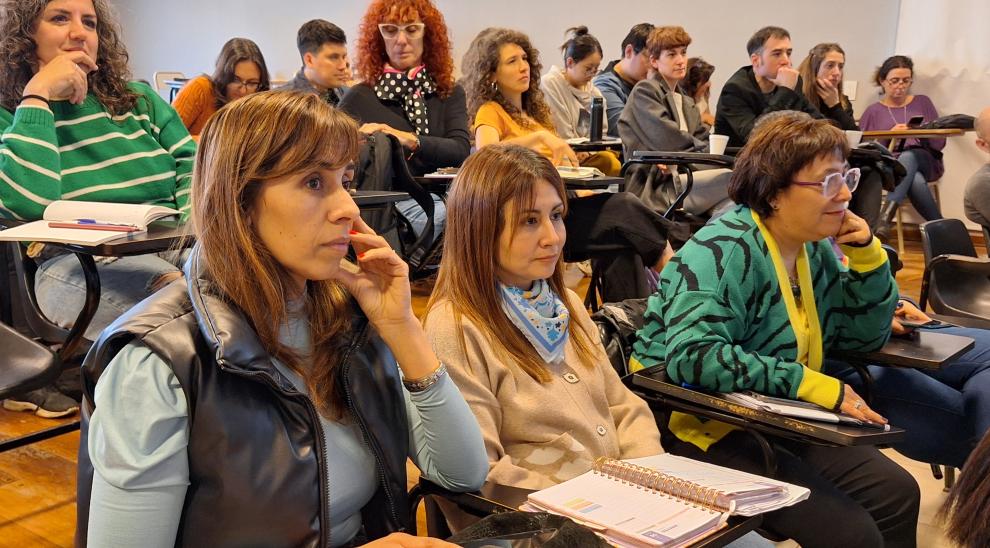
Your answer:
[173,37,271,139]
[631,112,924,547]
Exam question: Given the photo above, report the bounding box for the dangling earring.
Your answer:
[490,80,498,93]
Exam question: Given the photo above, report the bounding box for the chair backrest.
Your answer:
[152,71,185,98]
[920,218,978,264]
[920,219,990,318]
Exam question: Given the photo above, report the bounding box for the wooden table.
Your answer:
[412,478,763,548]
[862,128,966,140]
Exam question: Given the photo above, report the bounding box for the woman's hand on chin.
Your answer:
[834,209,872,246]
[24,51,98,105]
[332,217,414,329]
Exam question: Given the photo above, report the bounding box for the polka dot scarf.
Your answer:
[373,64,436,135]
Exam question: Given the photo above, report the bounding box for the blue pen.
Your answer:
[75,218,137,227]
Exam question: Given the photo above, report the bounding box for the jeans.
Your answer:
[824,325,990,468]
[35,251,186,341]
[889,149,942,221]
[395,194,446,244]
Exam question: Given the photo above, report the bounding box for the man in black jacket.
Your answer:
[714,26,824,147]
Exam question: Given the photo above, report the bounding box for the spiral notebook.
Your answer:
[525,454,809,547]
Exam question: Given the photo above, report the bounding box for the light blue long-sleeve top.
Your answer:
[86,305,488,547]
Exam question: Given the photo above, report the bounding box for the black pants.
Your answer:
[564,192,684,302]
[664,430,920,548]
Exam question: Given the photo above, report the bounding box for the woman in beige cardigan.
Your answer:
[424,144,663,490]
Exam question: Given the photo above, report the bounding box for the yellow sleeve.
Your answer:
[840,237,887,273]
[473,102,506,138]
[796,366,843,409]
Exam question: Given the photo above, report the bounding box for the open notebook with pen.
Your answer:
[0,200,179,245]
[523,454,809,547]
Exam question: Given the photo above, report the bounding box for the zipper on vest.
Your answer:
[218,360,333,548]
[340,323,404,531]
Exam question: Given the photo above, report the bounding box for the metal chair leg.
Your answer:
[930,462,944,480]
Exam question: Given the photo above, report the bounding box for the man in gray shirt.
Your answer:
[964,107,990,227]
[593,23,654,137]
[281,19,350,106]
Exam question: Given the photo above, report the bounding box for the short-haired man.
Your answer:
[282,19,350,106]
[964,107,990,227]
[593,23,654,137]
[714,26,823,147]
[619,25,733,217]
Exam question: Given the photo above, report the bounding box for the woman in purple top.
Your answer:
[860,55,945,234]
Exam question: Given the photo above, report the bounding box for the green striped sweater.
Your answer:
[0,82,195,221]
[632,206,897,447]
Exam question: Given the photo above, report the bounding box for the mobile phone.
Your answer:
[899,319,941,329]
[907,115,925,128]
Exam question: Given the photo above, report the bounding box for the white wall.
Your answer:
[110,0,899,117]
[893,0,990,228]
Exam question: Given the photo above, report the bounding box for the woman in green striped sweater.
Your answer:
[0,0,196,417]
[632,112,920,547]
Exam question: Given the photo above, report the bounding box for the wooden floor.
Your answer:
[0,238,932,547]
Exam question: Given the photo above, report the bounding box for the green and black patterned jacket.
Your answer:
[631,206,897,449]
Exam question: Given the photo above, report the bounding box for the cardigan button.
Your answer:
[563,372,580,384]
[596,425,607,436]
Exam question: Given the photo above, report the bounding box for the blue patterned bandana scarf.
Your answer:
[499,279,570,364]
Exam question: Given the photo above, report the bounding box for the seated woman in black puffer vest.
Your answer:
[75,91,487,548]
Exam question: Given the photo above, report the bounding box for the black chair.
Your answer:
[982,224,990,257]
[0,242,86,452]
[919,218,990,320]
[354,132,440,279]
[620,150,735,229]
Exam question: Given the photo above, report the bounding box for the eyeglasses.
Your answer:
[230,77,261,91]
[885,77,913,86]
[378,23,426,40]
[792,167,861,198]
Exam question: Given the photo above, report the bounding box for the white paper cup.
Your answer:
[845,130,863,147]
[709,134,729,155]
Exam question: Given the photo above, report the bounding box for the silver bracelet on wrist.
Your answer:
[403,363,447,393]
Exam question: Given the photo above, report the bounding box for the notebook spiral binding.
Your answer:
[593,457,732,513]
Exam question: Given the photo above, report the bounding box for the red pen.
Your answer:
[47,222,141,232]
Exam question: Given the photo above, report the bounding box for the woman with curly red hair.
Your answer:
[339,0,467,238]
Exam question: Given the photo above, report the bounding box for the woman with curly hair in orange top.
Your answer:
[460,27,578,167]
